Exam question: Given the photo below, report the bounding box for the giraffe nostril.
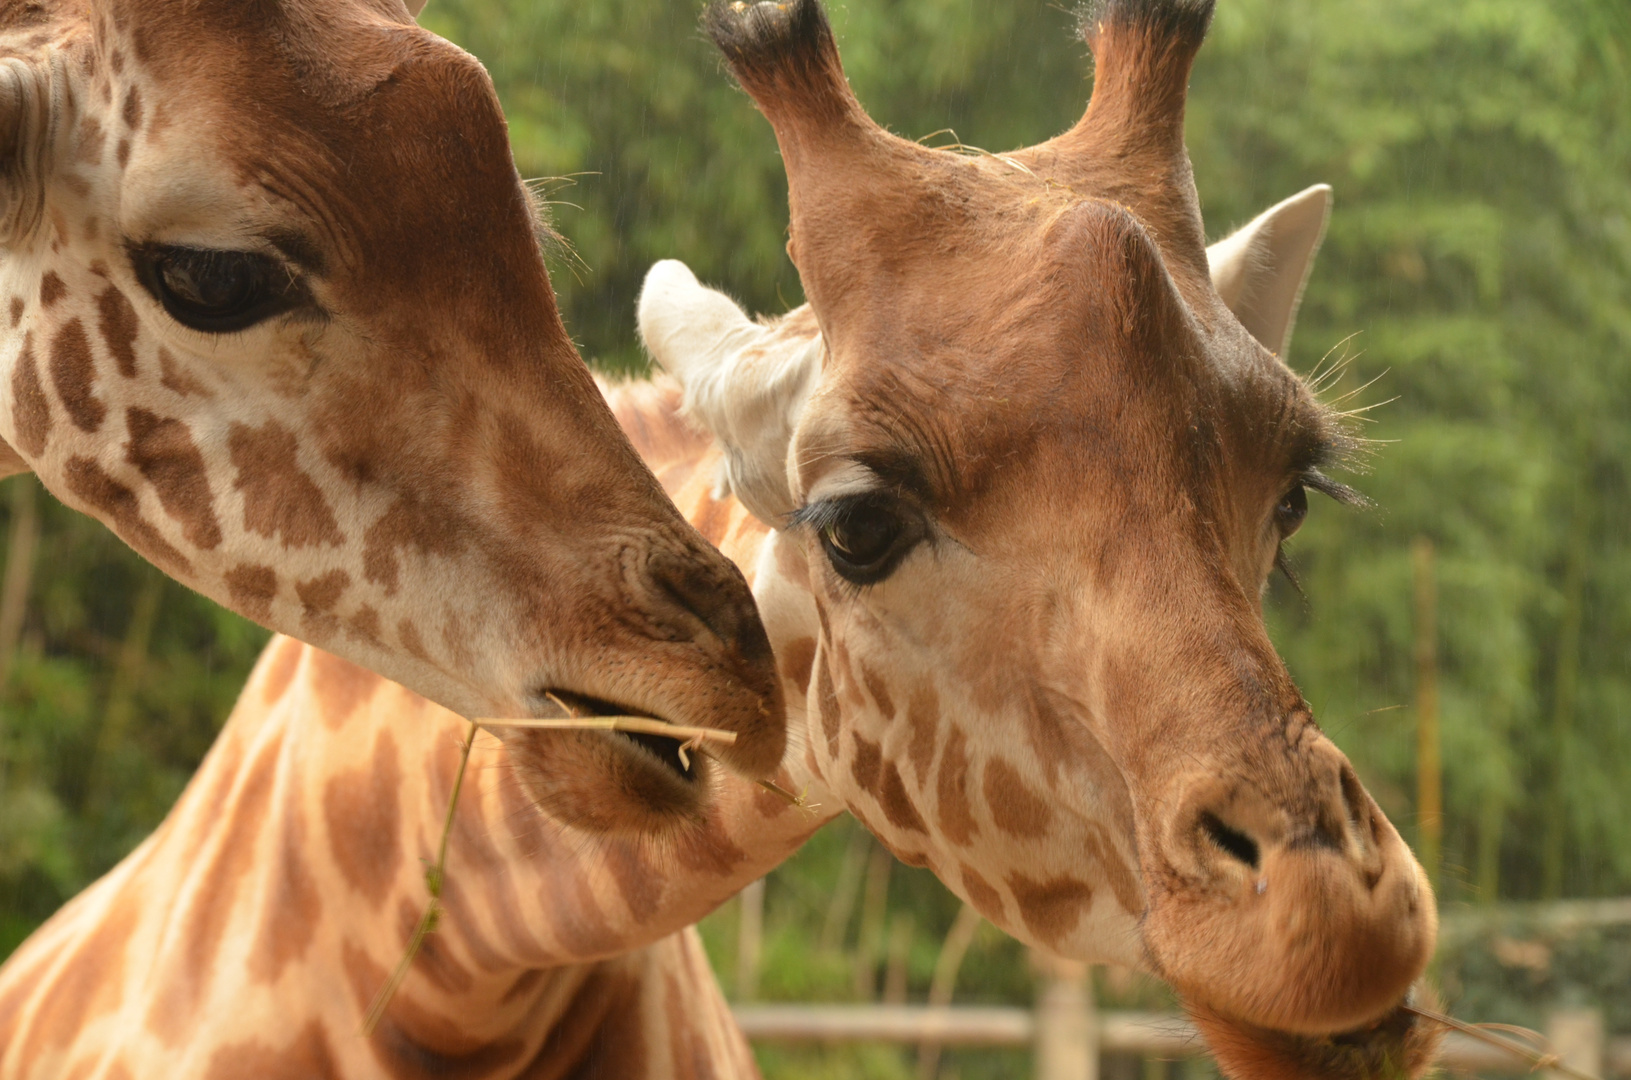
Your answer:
[1338,762,1377,847]
[1200,811,1260,870]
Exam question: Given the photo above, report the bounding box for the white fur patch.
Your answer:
[638,259,823,524]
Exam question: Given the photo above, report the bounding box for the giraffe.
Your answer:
[0,0,787,830]
[626,0,1444,1075]
[0,635,820,1077]
[0,190,1422,1076]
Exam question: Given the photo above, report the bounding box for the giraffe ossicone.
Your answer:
[633,0,1441,1075]
[0,0,786,832]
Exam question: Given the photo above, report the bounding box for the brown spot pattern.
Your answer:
[860,663,895,718]
[665,970,714,1080]
[850,730,882,794]
[852,731,928,833]
[307,648,377,728]
[296,569,349,639]
[259,636,303,704]
[362,495,464,595]
[398,618,430,663]
[674,815,748,877]
[121,84,142,129]
[342,940,527,1076]
[224,564,278,623]
[147,732,282,1044]
[64,455,189,573]
[322,728,401,904]
[201,1022,338,1080]
[74,117,105,165]
[345,604,382,646]
[97,285,139,376]
[960,863,1005,920]
[116,137,130,167]
[604,842,663,922]
[8,296,22,326]
[905,682,939,783]
[227,420,343,549]
[1086,822,1143,915]
[248,793,322,985]
[878,760,928,834]
[816,649,842,758]
[779,635,816,697]
[395,897,473,994]
[13,893,138,1057]
[38,271,64,306]
[11,333,49,456]
[530,965,648,1078]
[984,756,1052,838]
[158,347,211,397]
[936,726,979,846]
[125,407,221,548]
[50,318,104,432]
[1008,872,1095,947]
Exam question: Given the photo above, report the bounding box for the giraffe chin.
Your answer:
[1187,985,1445,1080]
[502,691,712,837]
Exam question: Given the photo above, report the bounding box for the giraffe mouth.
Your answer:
[542,690,700,785]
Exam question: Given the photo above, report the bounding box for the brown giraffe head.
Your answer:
[640,0,1440,1074]
[0,0,785,832]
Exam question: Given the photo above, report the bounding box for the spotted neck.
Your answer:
[0,636,805,1076]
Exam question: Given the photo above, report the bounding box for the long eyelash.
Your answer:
[1302,467,1370,509]
[784,499,848,532]
[1275,547,1304,595]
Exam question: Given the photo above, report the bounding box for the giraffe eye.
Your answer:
[803,493,925,586]
[1276,484,1309,537]
[131,244,306,333]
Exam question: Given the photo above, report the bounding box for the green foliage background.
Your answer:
[0,0,1626,1075]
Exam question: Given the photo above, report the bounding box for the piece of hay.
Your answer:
[360,716,479,1037]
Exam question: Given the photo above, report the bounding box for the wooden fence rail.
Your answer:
[732,1003,1628,1078]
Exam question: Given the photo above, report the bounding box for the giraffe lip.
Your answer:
[538,690,700,784]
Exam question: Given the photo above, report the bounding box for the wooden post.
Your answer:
[1033,953,1095,1080]
[736,878,765,1002]
[1546,1008,1603,1080]
[1413,536,1441,891]
[1543,481,1588,899]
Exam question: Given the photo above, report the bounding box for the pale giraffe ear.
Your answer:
[1207,184,1332,358]
[402,0,428,18]
[638,259,823,526]
[0,56,63,248]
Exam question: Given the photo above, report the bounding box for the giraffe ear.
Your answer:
[403,0,428,18]
[1207,185,1332,358]
[638,259,823,526]
[0,56,60,249]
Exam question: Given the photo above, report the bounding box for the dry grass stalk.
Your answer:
[360,697,820,1034]
[1404,1003,1602,1080]
[360,716,479,1037]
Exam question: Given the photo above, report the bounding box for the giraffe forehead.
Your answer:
[92,9,529,287]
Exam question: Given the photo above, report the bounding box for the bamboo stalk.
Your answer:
[917,902,983,1080]
[0,475,39,690]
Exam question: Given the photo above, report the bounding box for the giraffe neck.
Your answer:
[0,636,802,1076]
